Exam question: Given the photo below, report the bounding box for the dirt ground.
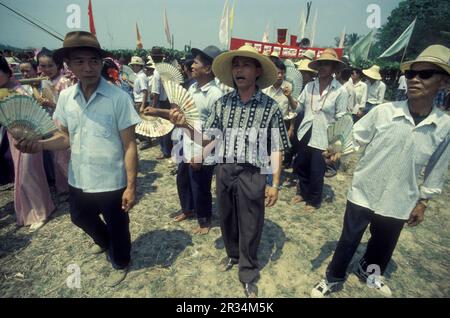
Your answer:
[0,144,449,298]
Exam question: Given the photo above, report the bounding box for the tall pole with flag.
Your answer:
[219,0,230,49]
[164,8,173,49]
[88,0,96,36]
[338,26,346,48]
[310,9,318,47]
[136,23,143,49]
[378,18,416,59]
[349,29,375,65]
[299,10,306,40]
[262,20,270,43]
[229,0,235,41]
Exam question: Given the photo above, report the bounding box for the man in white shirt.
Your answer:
[396,74,408,101]
[363,65,386,114]
[311,44,450,298]
[129,56,149,113]
[292,49,348,212]
[349,68,368,122]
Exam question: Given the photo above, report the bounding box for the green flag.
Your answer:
[378,18,416,58]
[350,29,374,65]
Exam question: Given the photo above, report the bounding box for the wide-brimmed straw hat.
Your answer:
[129,56,145,66]
[295,59,317,73]
[212,45,277,89]
[400,44,450,75]
[308,48,346,72]
[53,31,109,64]
[362,65,382,81]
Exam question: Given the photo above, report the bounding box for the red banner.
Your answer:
[230,37,344,60]
[88,0,96,36]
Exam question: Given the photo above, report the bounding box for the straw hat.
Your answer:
[295,59,317,73]
[146,57,155,69]
[301,49,316,61]
[362,65,382,81]
[308,48,346,72]
[53,31,109,64]
[129,56,145,66]
[212,45,277,89]
[400,44,450,75]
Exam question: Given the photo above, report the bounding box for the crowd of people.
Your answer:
[0,31,449,297]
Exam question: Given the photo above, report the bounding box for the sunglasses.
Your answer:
[404,69,447,80]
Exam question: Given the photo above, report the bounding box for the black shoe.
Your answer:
[243,282,258,298]
[219,256,238,272]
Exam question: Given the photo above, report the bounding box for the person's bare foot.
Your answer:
[304,204,318,213]
[192,225,211,235]
[173,211,194,222]
[291,195,305,204]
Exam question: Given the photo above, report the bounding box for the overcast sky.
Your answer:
[0,0,402,51]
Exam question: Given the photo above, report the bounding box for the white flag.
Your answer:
[219,0,229,48]
[262,21,270,43]
[299,10,306,39]
[339,26,346,48]
[164,8,172,46]
[310,9,318,47]
[378,18,416,58]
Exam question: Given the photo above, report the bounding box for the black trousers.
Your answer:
[326,200,405,282]
[176,162,215,226]
[292,128,326,207]
[216,163,266,284]
[69,186,131,269]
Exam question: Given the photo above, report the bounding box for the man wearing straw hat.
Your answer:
[14,31,141,287]
[363,65,386,114]
[291,48,348,212]
[169,45,290,297]
[312,44,450,298]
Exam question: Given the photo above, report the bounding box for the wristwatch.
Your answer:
[418,198,429,207]
[272,184,282,190]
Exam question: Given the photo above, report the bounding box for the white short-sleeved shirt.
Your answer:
[53,77,142,193]
[133,70,149,103]
[150,70,168,102]
[366,80,386,105]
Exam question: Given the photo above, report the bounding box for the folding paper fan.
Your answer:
[327,114,354,155]
[121,65,136,84]
[0,95,58,141]
[155,62,184,84]
[163,81,200,127]
[135,115,174,138]
[284,59,296,69]
[0,88,13,100]
[285,67,303,100]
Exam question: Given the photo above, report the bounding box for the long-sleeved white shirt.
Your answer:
[366,80,386,105]
[349,79,368,113]
[295,78,348,150]
[348,100,450,220]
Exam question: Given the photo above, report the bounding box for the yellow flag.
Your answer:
[229,0,235,35]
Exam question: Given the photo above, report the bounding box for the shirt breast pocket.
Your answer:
[66,111,79,134]
[87,113,114,138]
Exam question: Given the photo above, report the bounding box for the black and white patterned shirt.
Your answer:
[204,88,290,169]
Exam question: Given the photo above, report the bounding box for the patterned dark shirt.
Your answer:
[204,88,290,169]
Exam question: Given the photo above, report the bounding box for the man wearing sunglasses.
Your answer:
[312,45,450,298]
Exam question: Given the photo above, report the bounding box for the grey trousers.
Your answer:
[216,163,266,284]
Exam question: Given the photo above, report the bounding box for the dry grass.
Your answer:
[0,145,449,298]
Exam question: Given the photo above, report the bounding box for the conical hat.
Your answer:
[362,65,382,81]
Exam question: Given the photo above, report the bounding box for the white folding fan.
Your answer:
[163,81,200,128]
[0,95,58,141]
[121,65,136,84]
[327,114,354,155]
[135,115,174,138]
[155,62,184,84]
[284,66,303,100]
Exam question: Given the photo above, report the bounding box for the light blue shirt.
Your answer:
[296,78,348,150]
[348,101,450,220]
[180,79,223,165]
[53,78,141,193]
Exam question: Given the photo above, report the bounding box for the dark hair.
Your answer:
[37,47,63,70]
[19,60,38,72]
[339,68,352,81]
[352,68,363,76]
[272,58,286,72]
[101,59,119,81]
[0,56,12,77]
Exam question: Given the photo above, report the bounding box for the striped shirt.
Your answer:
[348,100,450,220]
[296,78,348,150]
[204,89,290,169]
